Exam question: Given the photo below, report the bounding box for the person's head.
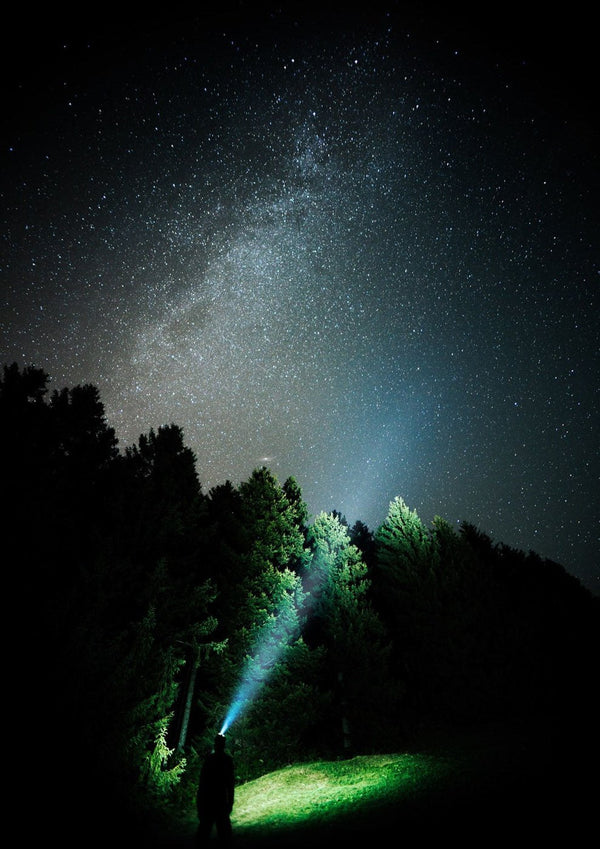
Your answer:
[214,733,226,753]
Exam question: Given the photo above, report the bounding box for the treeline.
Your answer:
[2,363,597,831]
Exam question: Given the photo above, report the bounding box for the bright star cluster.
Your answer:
[1,6,597,592]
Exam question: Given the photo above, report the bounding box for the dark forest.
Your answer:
[3,362,598,844]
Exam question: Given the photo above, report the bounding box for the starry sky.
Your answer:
[2,4,598,593]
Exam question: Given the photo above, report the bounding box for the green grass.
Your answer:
[232,751,453,834]
[166,750,457,847]
[157,722,594,847]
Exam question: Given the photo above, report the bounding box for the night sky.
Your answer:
[2,5,598,593]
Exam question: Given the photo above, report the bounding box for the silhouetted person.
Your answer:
[196,733,235,847]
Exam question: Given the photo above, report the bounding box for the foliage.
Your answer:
[302,512,395,752]
[138,718,187,796]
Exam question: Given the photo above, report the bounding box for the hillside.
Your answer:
[149,720,596,848]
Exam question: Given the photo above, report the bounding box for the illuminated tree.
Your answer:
[303,512,392,753]
[239,467,310,574]
[201,468,317,776]
[224,467,312,671]
[375,496,437,586]
[200,468,309,664]
[372,497,440,727]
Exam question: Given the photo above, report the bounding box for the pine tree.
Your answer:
[304,512,392,753]
[117,423,205,564]
[373,497,440,728]
[206,468,316,776]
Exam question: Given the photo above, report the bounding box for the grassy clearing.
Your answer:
[232,751,454,832]
[157,722,595,847]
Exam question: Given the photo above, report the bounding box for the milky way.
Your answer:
[2,6,598,592]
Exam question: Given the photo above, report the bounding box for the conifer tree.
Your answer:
[373,497,440,727]
[304,512,392,752]
[208,468,316,775]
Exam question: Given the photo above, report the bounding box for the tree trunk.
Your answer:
[338,670,352,752]
[177,647,201,753]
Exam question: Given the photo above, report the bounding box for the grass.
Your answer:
[153,720,596,848]
[232,751,453,834]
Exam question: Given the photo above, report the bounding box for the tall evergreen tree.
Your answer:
[211,468,316,776]
[373,497,440,728]
[0,363,53,572]
[349,519,376,572]
[233,467,309,654]
[238,467,310,576]
[116,423,205,565]
[374,496,438,591]
[303,512,392,753]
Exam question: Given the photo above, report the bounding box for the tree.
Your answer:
[238,467,310,576]
[374,496,437,588]
[234,468,309,650]
[0,367,222,832]
[427,516,494,721]
[1,365,119,575]
[44,382,119,571]
[229,467,311,663]
[208,468,317,777]
[349,519,376,572]
[117,424,205,564]
[69,555,222,814]
[303,512,392,753]
[283,474,310,531]
[372,497,440,728]
[0,363,53,569]
[49,382,119,474]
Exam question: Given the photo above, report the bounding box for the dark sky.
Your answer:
[2,4,598,593]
